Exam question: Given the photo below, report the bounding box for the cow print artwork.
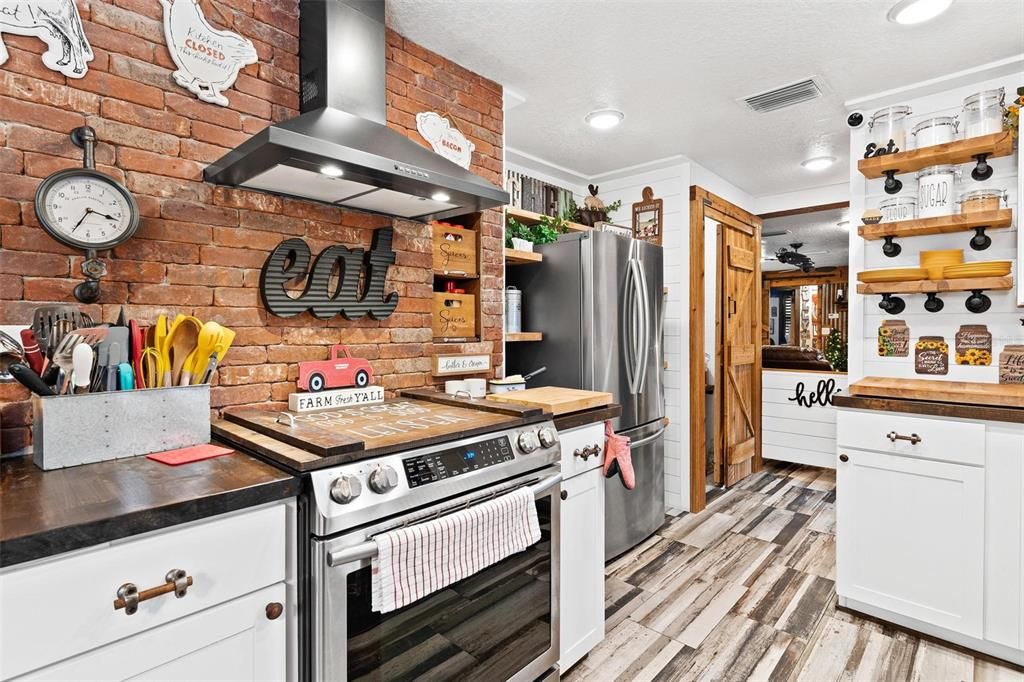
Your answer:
[0,1,94,78]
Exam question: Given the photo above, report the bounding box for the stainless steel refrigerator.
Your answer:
[507,231,665,560]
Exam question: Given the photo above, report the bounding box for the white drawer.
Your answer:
[558,422,606,478]
[837,410,985,466]
[0,502,288,680]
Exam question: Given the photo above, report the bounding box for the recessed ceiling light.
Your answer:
[431,191,451,202]
[585,109,624,130]
[801,156,836,171]
[320,165,344,177]
[887,0,953,25]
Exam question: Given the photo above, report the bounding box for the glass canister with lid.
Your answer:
[911,116,959,148]
[878,196,917,222]
[868,105,913,153]
[958,188,1007,214]
[962,88,1005,138]
[916,165,960,218]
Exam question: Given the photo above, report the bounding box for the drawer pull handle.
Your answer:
[574,444,602,461]
[886,431,922,445]
[113,569,194,615]
[839,454,849,463]
[266,602,284,620]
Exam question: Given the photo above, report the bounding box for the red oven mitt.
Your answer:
[602,421,635,490]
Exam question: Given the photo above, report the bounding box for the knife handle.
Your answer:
[40,362,61,387]
[20,330,44,374]
[9,363,55,397]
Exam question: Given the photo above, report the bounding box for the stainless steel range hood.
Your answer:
[203,0,508,222]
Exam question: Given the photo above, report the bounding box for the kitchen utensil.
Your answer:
[917,165,960,218]
[139,347,161,388]
[129,319,144,389]
[9,362,55,396]
[106,341,121,392]
[488,366,547,393]
[92,333,110,392]
[958,188,1007,214]
[50,333,83,394]
[962,88,1005,138]
[18,329,42,373]
[31,305,92,355]
[878,197,917,223]
[857,268,929,284]
[942,261,1013,279]
[868,105,912,151]
[72,342,93,394]
[920,249,964,280]
[911,116,958,148]
[197,352,220,384]
[163,315,202,387]
[184,321,223,385]
[118,363,134,391]
[47,318,73,360]
[0,350,19,381]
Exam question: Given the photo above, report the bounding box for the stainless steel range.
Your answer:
[306,421,562,681]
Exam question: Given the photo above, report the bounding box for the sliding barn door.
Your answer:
[713,217,762,486]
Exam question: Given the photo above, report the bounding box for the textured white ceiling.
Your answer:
[762,207,850,272]
[387,0,1024,197]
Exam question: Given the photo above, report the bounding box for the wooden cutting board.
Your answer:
[486,387,613,415]
[848,376,1024,409]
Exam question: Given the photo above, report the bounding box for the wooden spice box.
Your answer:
[432,292,477,339]
[431,222,478,276]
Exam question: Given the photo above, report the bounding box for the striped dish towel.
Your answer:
[371,486,542,613]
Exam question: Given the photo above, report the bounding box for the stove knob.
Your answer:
[330,474,362,504]
[368,464,399,494]
[518,431,540,453]
[537,427,558,449]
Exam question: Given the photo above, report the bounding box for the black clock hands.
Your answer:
[71,207,117,233]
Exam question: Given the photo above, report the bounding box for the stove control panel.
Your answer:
[403,436,514,488]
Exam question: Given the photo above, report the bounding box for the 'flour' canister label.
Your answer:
[917,165,959,218]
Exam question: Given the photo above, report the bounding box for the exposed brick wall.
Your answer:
[0,1,504,454]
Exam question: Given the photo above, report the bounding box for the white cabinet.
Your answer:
[14,583,286,682]
[836,447,984,638]
[557,422,606,672]
[836,409,1024,666]
[0,501,294,681]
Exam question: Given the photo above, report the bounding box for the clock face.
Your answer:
[36,169,139,250]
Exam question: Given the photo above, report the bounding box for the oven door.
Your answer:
[312,467,561,682]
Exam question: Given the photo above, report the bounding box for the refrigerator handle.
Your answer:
[629,424,667,449]
[622,259,638,394]
[627,256,645,395]
[635,258,651,393]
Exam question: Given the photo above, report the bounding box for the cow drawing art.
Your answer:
[0,0,93,78]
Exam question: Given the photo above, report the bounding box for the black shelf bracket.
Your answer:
[923,292,945,313]
[878,293,906,315]
[881,235,902,258]
[965,290,992,314]
[969,226,992,251]
[971,153,994,181]
[882,170,903,195]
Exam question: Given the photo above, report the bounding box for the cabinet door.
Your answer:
[18,583,287,682]
[837,448,984,638]
[559,469,605,671]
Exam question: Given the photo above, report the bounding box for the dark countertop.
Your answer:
[0,450,301,568]
[834,394,1024,425]
[553,403,623,431]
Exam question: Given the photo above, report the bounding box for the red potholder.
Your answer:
[602,421,635,490]
[147,444,234,466]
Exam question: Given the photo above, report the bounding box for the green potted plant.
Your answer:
[506,215,569,251]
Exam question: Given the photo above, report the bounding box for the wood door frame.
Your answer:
[688,186,764,513]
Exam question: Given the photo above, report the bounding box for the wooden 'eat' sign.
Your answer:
[632,187,663,245]
[259,227,399,320]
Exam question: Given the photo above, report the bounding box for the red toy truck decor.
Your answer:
[297,345,374,392]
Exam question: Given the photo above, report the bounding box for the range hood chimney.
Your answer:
[204,0,508,222]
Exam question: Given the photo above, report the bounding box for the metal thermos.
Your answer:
[505,286,522,333]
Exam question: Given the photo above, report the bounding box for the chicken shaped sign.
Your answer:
[159,0,258,106]
[416,112,475,170]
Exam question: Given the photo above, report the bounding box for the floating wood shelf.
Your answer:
[504,248,543,265]
[857,276,1012,295]
[850,377,1024,409]
[857,132,1013,179]
[858,209,1013,241]
[507,207,589,232]
[506,332,543,342]
[433,271,480,279]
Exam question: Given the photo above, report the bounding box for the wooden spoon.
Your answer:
[163,316,201,387]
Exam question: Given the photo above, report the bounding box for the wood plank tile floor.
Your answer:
[564,461,1023,682]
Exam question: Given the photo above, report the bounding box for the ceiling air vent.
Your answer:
[742,78,823,113]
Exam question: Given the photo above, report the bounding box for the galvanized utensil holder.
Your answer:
[32,385,211,470]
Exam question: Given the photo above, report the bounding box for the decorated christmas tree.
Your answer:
[824,328,848,372]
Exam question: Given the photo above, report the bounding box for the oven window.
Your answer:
[346,498,552,681]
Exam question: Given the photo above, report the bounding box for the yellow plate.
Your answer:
[858,267,929,283]
[942,261,1012,279]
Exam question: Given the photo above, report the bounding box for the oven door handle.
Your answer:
[325,472,564,568]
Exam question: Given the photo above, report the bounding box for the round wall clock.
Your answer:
[33,126,140,303]
[35,167,139,250]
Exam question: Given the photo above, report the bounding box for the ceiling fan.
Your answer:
[764,242,824,273]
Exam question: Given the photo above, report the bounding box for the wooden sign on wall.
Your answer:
[632,187,663,245]
[915,336,949,375]
[432,353,491,376]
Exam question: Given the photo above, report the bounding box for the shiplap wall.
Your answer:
[849,74,1023,383]
[762,370,849,469]
[604,162,690,509]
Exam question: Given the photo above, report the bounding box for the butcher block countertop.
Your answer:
[848,377,1024,409]
[834,395,1024,425]
[0,451,300,568]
